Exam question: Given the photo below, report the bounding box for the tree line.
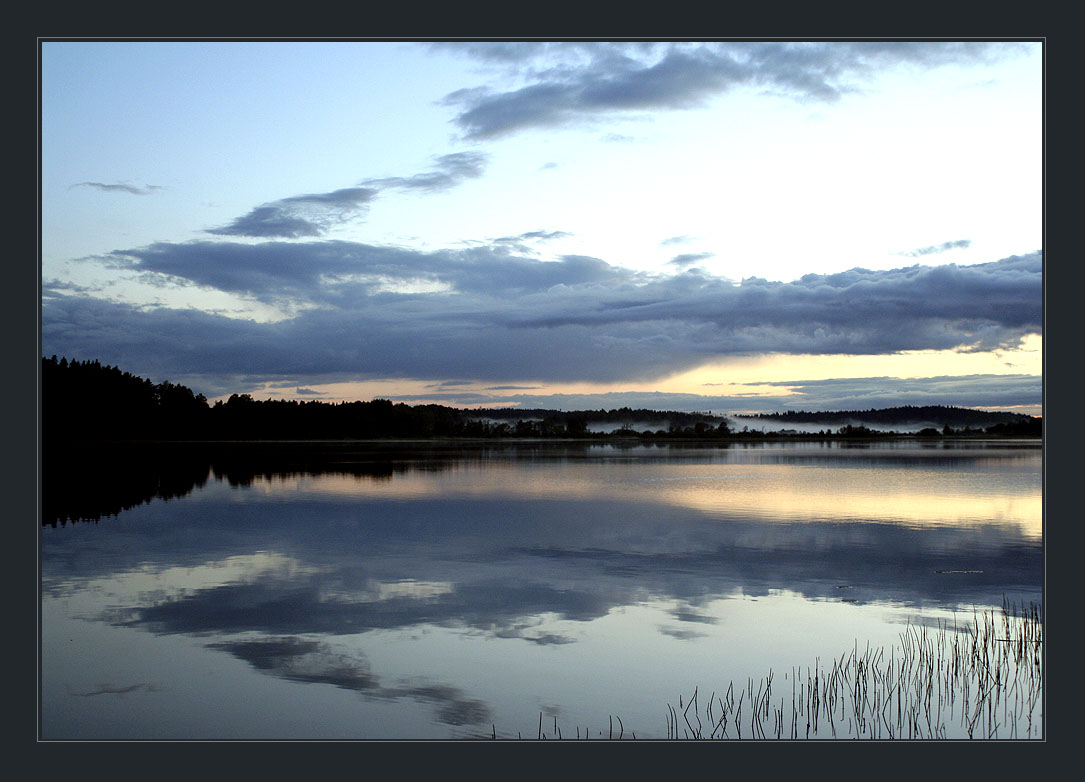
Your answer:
[737,404,1040,431]
[41,357,734,442]
[43,356,210,441]
[42,357,1040,443]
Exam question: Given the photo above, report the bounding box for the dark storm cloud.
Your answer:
[43,248,1041,396]
[900,239,973,257]
[440,41,1024,139]
[71,181,163,195]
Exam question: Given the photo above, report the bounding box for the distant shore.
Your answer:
[44,431,1043,449]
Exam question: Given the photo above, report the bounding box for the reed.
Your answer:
[665,600,1043,740]
[482,601,1040,740]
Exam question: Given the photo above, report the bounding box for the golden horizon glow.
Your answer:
[242,457,1042,539]
[227,334,1042,415]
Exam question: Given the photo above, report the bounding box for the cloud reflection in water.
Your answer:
[41,442,1041,736]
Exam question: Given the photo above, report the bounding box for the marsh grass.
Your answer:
[483,601,1041,740]
[665,600,1043,740]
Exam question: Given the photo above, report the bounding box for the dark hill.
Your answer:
[737,405,1036,430]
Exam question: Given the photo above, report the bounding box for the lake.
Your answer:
[40,438,1043,740]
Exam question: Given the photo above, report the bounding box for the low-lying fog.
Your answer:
[474,416,949,435]
[732,419,950,435]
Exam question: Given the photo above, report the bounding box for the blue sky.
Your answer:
[40,40,1043,414]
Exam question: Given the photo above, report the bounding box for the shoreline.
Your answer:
[42,433,1044,447]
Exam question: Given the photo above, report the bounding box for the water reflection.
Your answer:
[40,440,1042,739]
[42,441,1042,621]
[204,636,492,727]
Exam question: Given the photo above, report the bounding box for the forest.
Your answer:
[738,405,1042,437]
[41,356,1042,443]
[40,356,730,442]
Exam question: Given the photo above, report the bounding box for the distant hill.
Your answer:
[736,405,1037,430]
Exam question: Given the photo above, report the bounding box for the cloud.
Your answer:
[668,252,714,267]
[899,239,973,257]
[207,187,378,239]
[522,633,576,646]
[71,182,162,195]
[490,229,573,254]
[102,241,628,305]
[44,249,1041,396]
[440,42,1026,139]
[428,40,555,65]
[70,682,161,696]
[661,235,696,246]
[659,626,709,641]
[209,637,380,691]
[50,470,1040,639]
[380,372,1041,416]
[126,568,614,638]
[295,387,322,396]
[42,450,1038,737]
[748,373,1042,412]
[515,229,572,242]
[672,607,719,624]
[209,636,492,726]
[42,279,99,298]
[205,152,488,239]
[361,151,488,193]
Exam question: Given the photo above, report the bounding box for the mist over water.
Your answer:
[736,419,947,434]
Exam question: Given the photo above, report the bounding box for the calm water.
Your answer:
[40,439,1043,740]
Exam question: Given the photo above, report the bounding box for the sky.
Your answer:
[39,40,1043,415]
